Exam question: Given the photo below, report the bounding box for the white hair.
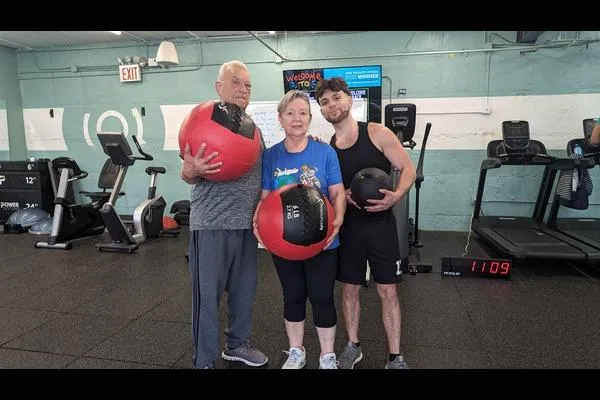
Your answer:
[217,60,249,81]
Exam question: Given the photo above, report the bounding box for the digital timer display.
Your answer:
[441,256,512,278]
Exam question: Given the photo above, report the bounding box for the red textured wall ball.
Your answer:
[178,101,262,181]
[256,184,335,261]
[162,216,179,231]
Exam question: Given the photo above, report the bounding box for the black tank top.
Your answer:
[331,121,392,220]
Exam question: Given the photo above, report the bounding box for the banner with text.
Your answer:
[282,65,383,123]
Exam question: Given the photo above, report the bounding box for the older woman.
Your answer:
[253,90,346,369]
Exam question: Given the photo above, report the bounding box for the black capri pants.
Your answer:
[272,248,338,328]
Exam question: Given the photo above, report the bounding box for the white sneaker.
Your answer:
[282,347,306,369]
[319,352,338,369]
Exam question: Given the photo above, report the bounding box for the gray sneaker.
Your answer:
[222,342,269,367]
[338,341,363,369]
[385,355,409,369]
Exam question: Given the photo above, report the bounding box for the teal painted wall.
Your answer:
[0,45,25,160]
[5,31,600,230]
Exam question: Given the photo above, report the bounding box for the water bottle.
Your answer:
[572,144,583,192]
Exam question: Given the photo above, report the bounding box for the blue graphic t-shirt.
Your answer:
[261,138,343,249]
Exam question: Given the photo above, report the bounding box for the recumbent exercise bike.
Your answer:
[33,157,115,250]
[96,131,179,253]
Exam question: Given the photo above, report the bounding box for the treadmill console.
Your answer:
[583,118,595,140]
[581,118,600,154]
[502,120,530,151]
[487,120,548,163]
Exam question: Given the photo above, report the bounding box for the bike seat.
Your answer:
[145,167,166,175]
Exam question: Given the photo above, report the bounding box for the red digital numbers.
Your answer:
[471,260,511,275]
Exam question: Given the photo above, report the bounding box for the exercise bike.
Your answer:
[33,157,109,250]
[95,131,179,253]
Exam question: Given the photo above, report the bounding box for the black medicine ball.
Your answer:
[350,167,392,208]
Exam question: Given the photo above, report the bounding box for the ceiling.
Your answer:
[0,31,319,50]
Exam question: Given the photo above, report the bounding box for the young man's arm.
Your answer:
[590,119,600,146]
[364,123,417,212]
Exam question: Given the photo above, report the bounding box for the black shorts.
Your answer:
[337,212,402,285]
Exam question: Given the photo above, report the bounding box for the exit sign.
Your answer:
[119,64,142,82]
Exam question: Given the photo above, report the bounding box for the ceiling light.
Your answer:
[109,31,122,35]
[156,41,179,66]
[268,31,276,35]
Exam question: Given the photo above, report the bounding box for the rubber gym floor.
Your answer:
[0,227,598,370]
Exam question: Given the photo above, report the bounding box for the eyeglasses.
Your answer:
[230,77,252,91]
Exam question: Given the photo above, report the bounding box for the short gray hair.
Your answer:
[277,90,312,115]
[217,60,249,81]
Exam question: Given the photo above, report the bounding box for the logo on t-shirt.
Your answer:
[274,167,299,187]
[299,164,321,189]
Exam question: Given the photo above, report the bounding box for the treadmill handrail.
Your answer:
[498,152,553,165]
[474,152,595,222]
[483,153,595,170]
[532,156,595,223]
[479,153,550,171]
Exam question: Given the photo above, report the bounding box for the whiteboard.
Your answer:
[0,109,8,151]
[23,108,68,151]
[246,98,367,148]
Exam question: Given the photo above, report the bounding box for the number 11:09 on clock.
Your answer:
[441,256,512,278]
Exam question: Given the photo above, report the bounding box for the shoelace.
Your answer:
[389,359,408,368]
[231,342,256,357]
[341,346,358,358]
[283,349,304,364]
[320,355,339,369]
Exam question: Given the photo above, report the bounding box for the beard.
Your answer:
[323,106,351,124]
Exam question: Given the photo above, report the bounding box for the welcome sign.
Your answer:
[282,65,383,123]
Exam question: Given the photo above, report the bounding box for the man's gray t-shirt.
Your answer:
[189,146,263,231]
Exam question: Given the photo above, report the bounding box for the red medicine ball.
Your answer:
[256,184,335,261]
[162,216,179,231]
[178,101,262,182]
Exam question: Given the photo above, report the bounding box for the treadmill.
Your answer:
[546,118,600,250]
[471,120,600,264]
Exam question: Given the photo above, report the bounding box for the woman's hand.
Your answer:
[325,214,343,249]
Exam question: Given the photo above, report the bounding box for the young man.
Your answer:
[315,77,416,369]
[180,60,268,369]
